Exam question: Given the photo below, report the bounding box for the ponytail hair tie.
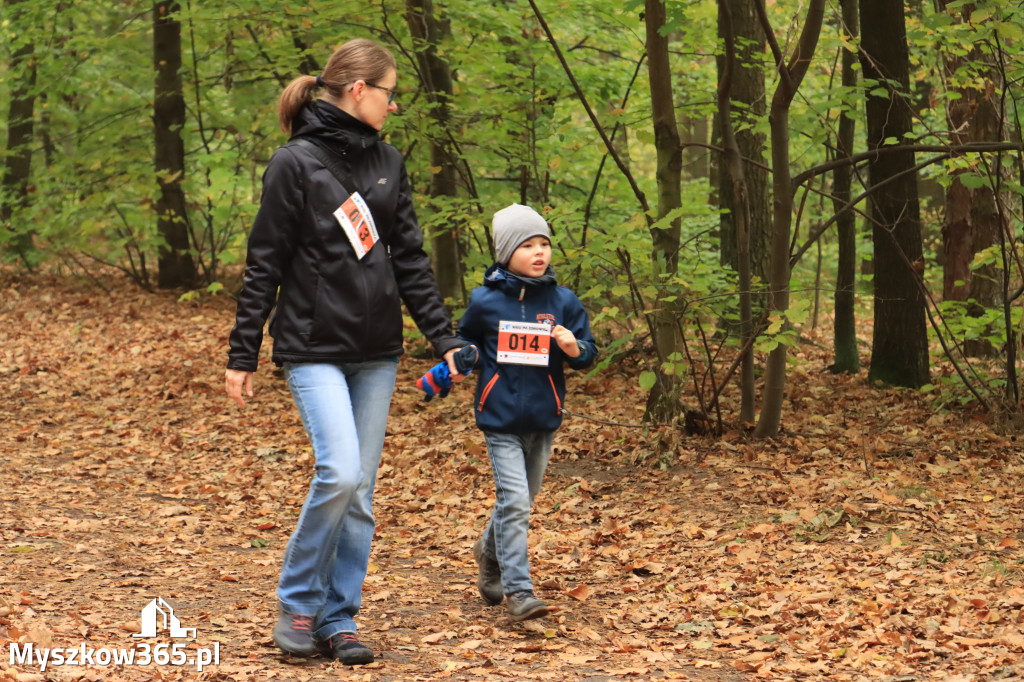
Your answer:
[315,74,325,88]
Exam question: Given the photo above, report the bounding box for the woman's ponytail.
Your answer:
[277,75,318,134]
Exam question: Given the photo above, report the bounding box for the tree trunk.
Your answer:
[753,0,827,438]
[831,0,860,374]
[717,0,755,424]
[1,0,38,268]
[859,0,929,388]
[678,110,709,182]
[644,0,684,422]
[406,0,463,303]
[154,0,196,289]
[716,0,770,287]
[936,0,1006,358]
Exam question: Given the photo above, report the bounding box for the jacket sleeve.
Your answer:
[455,290,485,371]
[387,159,461,357]
[563,291,598,371]
[226,147,305,372]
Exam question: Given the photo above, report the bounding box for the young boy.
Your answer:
[457,203,598,621]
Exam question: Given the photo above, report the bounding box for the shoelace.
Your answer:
[339,633,360,644]
[290,614,313,632]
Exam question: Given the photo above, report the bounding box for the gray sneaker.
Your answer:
[316,632,374,666]
[473,539,504,605]
[506,590,549,621]
[272,606,317,657]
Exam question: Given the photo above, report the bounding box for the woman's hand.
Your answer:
[444,346,473,383]
[225,369,254,407]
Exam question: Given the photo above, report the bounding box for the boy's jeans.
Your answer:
[279,360,397,640]
[478,430,555,595]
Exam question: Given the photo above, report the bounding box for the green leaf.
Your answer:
[958,173,988,189]
[995,21,1023,41]
[639,371,657,391]
[971,7,994,23]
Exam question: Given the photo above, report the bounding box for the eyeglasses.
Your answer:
[365,82,397,104]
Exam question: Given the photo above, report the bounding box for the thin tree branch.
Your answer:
[753,0,794,96]
[792,141,1024,189]
[526,0,651,222]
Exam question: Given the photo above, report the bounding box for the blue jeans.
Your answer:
[279,360,397,640]
[478,430,555,595]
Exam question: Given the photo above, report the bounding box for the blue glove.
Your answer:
[416,345,478,401]
[417,362,453,401]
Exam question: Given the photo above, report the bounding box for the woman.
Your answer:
[225,38,463,665]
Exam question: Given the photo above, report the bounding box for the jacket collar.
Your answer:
[484,264,557,294]
[290,100,380,153]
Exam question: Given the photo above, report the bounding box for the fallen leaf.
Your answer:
[567,584,591,601]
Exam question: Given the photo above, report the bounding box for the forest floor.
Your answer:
[2,269,1023,682]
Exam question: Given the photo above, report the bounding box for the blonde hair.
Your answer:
[277,38,397,134]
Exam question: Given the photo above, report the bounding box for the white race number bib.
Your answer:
[496,320,551,366]
[333,192,379,260]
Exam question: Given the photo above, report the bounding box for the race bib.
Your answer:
[333,192,379,260]
[497,320,551,366]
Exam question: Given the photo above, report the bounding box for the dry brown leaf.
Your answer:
[3,274,1023,681]
[566,584,591,601]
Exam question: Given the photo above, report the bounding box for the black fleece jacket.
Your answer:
[227,100,460,371]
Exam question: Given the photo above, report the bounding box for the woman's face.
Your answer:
[346,69,398,131]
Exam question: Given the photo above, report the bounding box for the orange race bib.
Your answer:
[333,192,379,260]
[497,320,551,366]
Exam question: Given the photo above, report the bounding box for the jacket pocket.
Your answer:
[478,372,500,412]
[547,374,562,415]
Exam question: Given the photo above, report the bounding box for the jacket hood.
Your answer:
[290,99,380,154]
[483,263,557,294]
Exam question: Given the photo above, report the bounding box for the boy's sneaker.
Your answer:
[506,590,549,621]
[272,607,317,657]
[473,539,504,605]
[316,632,374,666]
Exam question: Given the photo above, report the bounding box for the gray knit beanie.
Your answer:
[492,203,551,265]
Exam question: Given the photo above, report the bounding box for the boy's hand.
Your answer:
[552,325,581,358]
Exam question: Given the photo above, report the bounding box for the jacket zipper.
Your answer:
[478,373,500,412]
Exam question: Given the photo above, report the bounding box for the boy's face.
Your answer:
[507,235,551,278]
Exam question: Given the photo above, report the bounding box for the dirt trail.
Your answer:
[2,272,1023,681]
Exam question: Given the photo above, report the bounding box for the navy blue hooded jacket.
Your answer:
[458,264,598,433]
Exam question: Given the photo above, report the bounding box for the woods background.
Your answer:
[4,2,1024,680]
[1,0,1023,435]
